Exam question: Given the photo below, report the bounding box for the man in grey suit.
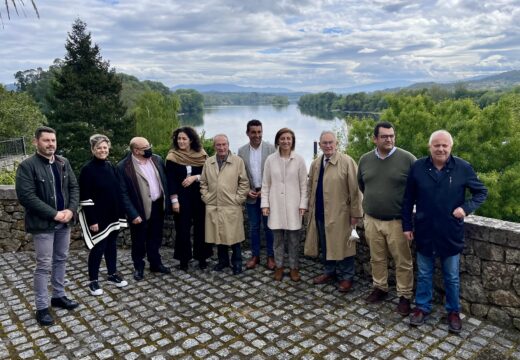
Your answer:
[238,119,277,270]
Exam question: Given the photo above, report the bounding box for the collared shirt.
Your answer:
[375,146,397,159]
[322,155,331,168]
[217,153,229,171]
[249,142,263,188]
[132,155,162,201]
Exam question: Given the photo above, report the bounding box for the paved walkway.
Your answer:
[1,248,520,360]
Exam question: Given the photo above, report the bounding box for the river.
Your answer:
[182,104,346,168]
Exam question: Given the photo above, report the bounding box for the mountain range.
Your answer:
[171,70,520,94]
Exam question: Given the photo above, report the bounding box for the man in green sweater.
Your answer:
[358,122,416,316]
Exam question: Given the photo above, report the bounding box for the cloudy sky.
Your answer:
[1,0,519,91]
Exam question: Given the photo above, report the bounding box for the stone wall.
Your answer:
[353,216,520,330]
[0,154,28,171]
[2,185,520,329]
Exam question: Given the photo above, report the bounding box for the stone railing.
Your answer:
[1,185,520,329]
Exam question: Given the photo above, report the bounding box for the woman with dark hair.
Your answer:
[79,134,128,296]
[166,126,212,271]
[261,128,308,282]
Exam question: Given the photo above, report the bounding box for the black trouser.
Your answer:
[88,230,118,281]
[174,201,212,264]
[217,244,242,267]
[130,199,164,270]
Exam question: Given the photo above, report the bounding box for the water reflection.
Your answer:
[180,111,204,127]
[186,104,346,168]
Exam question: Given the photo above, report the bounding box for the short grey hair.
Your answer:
[213,134,229,145]
[89,134,111,150]
[428,130,453,146]
[319,130,337,142]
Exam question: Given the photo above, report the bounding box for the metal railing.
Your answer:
[0,137,26,158]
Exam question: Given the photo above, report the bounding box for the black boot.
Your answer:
[36,308,54,326]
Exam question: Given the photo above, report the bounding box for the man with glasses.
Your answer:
[358,122,416,315]
[118,137,171,281]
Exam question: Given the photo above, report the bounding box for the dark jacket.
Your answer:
[15,153,79,234]
[79,157,124,230]
[402,155,487,257]
[117,153,169,221]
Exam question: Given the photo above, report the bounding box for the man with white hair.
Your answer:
[200,134,249,275]
[305,130,363,293]
[402,129,487,333]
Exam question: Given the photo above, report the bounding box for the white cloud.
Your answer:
[0,0,518,91]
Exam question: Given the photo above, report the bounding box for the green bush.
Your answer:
[0,167,17,185]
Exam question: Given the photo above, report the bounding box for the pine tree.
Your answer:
[47,18,128,170]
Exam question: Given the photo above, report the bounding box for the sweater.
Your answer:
[357,147,416,219]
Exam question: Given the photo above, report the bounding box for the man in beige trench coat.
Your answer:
[305,131,363,292]
[200,134,250,274]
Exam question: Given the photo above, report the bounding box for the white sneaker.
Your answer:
[89,280,103,296]
[107,273,128,288]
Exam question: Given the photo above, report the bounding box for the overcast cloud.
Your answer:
[1,0,519,91]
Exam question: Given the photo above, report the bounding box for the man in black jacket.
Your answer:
[118,137,171,281]
[16,126,80,326]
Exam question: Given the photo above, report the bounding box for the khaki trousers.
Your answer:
[364,214,413,299]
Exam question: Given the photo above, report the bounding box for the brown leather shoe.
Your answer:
[290,269,301,282]
[246,256,260,269]
[447,312,462,333]
[313,273,335,285]
[397,296,411,316]
[274,267,284,281]
[337,279,353,293]
[266,256,276,270]
[365,288,388,303]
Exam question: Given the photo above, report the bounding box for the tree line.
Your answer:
[203,92,289,106]
[298,85,512,118]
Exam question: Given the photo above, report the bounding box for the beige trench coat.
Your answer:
[200,153,250,245]
[304,151,363,260]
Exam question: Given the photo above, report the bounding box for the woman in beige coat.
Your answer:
[261,128,308,282]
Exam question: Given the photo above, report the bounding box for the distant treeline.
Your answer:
[203,92,289,106]
[298,84,515,117]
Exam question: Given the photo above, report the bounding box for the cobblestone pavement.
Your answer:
[1,248,520,360]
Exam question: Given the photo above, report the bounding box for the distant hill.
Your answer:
[329,70,520,95]
[403,70,520,92]
[171,83,294,93]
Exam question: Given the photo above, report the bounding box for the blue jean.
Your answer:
[415,252,460,314]
[316,219,355,281]
[246,200,274,257]
[33,224,71,310]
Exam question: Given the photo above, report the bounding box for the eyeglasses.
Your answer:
[378,135,395,140]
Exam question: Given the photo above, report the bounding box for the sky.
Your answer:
[1,0,519,92]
